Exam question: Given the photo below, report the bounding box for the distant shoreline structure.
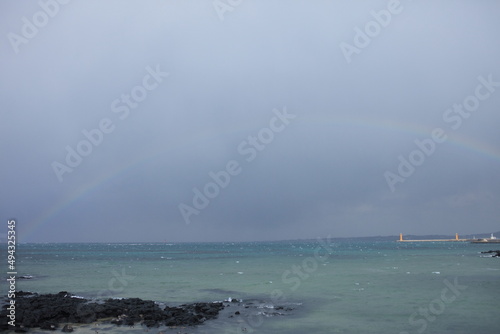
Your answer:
[397,233,500,243]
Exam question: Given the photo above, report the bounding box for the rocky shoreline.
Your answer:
[1,291,225,332]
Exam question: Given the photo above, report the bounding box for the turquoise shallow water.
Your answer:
[5,240,500,333]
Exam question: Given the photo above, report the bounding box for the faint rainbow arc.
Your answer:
[25,115,500,241]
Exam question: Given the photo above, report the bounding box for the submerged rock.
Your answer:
[61,324,73,332]
[481,250,500,257]
[0,291,224,332]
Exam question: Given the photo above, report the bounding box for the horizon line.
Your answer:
[7,231,499,244]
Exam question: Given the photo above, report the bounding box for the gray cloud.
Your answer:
[1,0,499,242]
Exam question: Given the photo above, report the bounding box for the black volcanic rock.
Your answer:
[1,291,224,332]
[481,250,500,257]
[61,324,73,332]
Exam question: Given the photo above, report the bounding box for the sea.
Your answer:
[3,239,500,334]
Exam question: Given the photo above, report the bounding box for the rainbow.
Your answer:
[25,114,500,241]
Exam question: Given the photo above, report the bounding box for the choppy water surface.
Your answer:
[7,240,500,333]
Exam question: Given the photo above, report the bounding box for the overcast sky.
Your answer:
[1,0,499,243]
